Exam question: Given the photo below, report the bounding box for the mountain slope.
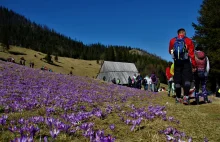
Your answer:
[0,45,100,78]
[0,6,168,83]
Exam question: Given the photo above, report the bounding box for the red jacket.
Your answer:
[169,35,197,68]
[166,67,172,80]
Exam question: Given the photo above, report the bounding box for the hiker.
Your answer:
[216,84,220,97]
[136,74,142,89]
[23,60,26,65]
[32,62,34,68]
[7,57,15,63]
[128,76,132,87]
[144,75,150,91]
[41,66,44,70]
[170,63,176,96]
[166,62,173,97]
[112,78,116,84]
[194,49,210,104]
[132,74,137,88]
[30,62,34,68]
[103,76,106,81]
[116,78,120,85]
[156,77,160,92]
[169,28,197,104]
[150,71,157,92]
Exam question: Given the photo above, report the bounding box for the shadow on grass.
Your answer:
[0,57,7,62]
[8,51,27,55]
[44,61,62,67]
[190,100,209,105]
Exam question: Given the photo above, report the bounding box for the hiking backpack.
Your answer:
[173,37,188,60]
[195,51,206,71]
[151,74,157,83]
[195,50,207,78]
[142,79,146,85]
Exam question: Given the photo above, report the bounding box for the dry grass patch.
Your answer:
[0,45,100,78]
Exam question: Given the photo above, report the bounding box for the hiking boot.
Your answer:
[175,98,182,104]
[183,96,190,105]
[204,96,210,103]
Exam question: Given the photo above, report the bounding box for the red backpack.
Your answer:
[195,51,206,71]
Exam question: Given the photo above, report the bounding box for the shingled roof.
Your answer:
[97,61,139,84]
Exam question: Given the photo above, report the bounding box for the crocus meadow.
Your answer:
[0,61,208,141]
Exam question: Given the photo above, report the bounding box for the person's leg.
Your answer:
[171,82,175,96]
[145,84,148,91]
[182,60,193,105]
[174,62,182,103]
[201,76,208,102]
[194,72,200,104]
[168,80,171,97]
[152,84,155,92]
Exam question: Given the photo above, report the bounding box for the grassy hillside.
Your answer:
[0,61,220,141]
[0,45,100,78]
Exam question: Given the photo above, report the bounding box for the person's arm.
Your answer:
[169,38,175,54]
[206,56,210,74]
[186,38,196,68]
[166,68,169,79]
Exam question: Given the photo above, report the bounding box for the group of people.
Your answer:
[111,78,121,85]
[128,73,160,92]
[41,66,53,72]
[7,57,15,63]
[167,28,211,105]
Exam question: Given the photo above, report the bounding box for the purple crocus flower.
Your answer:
[50,129,60,139]
[44,136,48,142]
[204,137,208,142]
[18,118,25,124]
[125,119,131,125]
[188,137,193,142]
[109,124,115,130]
[9,126,18,133]
[166,135,174,141]
[11,135,33,142]
[130,125,136,131]
[29,125,40,137]
[0,115,8,125]
[46,117,55,128]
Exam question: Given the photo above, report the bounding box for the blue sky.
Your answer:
[1,0,203,61]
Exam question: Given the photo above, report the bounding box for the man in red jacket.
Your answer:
[169,28,197,105]
[166,62,173,97]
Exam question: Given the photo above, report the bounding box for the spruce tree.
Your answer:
[192,0,220,90]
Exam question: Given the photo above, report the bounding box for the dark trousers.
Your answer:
[167,80,173,95]
[194,71,208,97]
[174,60,192,98]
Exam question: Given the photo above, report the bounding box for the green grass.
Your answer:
[152,94,220,142]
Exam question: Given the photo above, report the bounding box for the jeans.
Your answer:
[144,84,148,91]
[151,83,156,92]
